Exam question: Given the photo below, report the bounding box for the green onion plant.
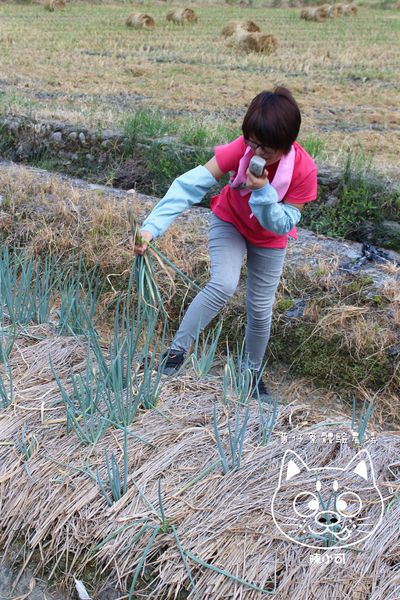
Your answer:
[56,255,102,336]
[257,392,278,446]
[351,395,374,444]
[0,246,57,326]
[222,341,254,406]
[190,320,223,379]
[51,348,109,445]
[15,424,38,476]
[0,362,13,409]
[0,321,17,363]
[212,401,250,474]
[95,429,129,506]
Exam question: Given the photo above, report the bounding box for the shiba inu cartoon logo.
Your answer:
[271,449,384,549]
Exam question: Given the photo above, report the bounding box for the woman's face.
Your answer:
[244,136,284,165]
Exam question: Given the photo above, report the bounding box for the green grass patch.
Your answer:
[302,153,400,248]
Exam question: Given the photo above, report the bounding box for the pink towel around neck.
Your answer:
[230,145,296,201]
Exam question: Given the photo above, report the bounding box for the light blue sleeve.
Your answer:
[248,183,302,235]
[140,165,217,239]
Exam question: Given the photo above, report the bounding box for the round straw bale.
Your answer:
[126,13,156,29]
[256,32,278,53]
[343,2,357,14]
[227,31,278,54]
[166,9,175,21]
[300,7,319,20]
[317,4,330,18]
[182,7,198,22]
[320,3,333,15]
[328,3,342,16]
[303,6,327,21]
[44,0,66,10]
[333,2,345,14]
[166,7,198,24]
[221,20,261,37]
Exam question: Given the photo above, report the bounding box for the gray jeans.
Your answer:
[172,213,287,370]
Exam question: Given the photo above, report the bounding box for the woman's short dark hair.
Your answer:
[242,87,301,154]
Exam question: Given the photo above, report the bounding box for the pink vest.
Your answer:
[228,145,297,238]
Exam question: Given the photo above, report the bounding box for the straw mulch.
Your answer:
[1,328,399,597]
[125,13,156,29]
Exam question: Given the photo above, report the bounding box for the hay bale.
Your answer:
[317,4,330,18]
[328,3,343,16]
[44,0,66,11]
[343,2,358,14]
[333,2,345,14]
[254,32,279,53]
[125,13,156,29]
[221,20,261,37]
[299,6,328,21]
[227,31,278,54]
[320,2,334,15]
[166,7,198,24]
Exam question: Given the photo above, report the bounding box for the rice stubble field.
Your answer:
[0,1,399,172]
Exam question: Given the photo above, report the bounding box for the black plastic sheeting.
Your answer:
[339,242,397,273]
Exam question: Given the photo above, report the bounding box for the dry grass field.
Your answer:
[0,1,399,172]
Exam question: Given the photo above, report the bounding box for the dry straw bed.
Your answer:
[0,328,399,597]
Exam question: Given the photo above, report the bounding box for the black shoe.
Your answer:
[251,371,271,402]
[159,349,185,375]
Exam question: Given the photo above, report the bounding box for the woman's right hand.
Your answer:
[133,230,153,255]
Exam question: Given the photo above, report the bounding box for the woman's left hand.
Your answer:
[246,167,269,191]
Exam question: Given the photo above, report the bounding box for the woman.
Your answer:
[134,87,317,398]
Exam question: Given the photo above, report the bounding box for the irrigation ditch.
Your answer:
[0,129,399,598]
